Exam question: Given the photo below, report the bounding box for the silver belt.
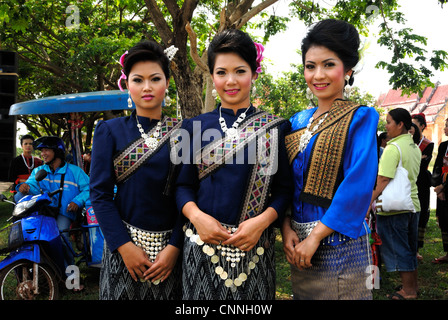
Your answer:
[124,221,172,262]
[290,220,318,241]
[290,219,348,245]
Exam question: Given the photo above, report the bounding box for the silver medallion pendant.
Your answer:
[226,127,238,140]
[145,137,158,149]
[219,105,251,142]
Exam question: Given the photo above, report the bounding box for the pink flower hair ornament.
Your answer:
[254,42,264,74]
[117,50,128,92]
[116,46,178,91]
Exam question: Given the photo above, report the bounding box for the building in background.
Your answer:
[377,82,448,145]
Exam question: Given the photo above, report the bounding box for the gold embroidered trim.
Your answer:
[286,100,361,206]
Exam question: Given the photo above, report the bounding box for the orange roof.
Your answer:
[378,84,448,124]
[428,84,448,106]
[419,87,433,103]
[380,89,419,107]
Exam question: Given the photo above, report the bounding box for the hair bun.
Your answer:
[301,19,360,74]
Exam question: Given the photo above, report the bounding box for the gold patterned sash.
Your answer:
[114,116,182,183]
[285,100,361,208]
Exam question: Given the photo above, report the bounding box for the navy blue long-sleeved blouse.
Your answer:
[175,106,293,226]
[89,111,183,253]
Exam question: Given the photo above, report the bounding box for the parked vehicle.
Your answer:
[0,169,103,300]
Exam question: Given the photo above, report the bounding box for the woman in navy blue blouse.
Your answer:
[175,29,292,300]
[90,40,183,300]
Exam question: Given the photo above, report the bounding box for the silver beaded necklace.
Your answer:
[21,154,34,172]
[219,105,251,140]
[298,113,328,153]
[135,114,163,150]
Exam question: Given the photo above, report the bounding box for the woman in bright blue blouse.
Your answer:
[282,19,379,300]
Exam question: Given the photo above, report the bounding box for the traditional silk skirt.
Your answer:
[290,234,372,300]
[182,225,276,300]
[99,226,182,300]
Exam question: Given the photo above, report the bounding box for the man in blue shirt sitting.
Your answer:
[18,136,90,274]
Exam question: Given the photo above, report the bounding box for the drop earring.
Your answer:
[344,74,352,99]
[165,88,171,107]
[128,92,133,108]
[212,83,218,100]
[306,87,314,100]
[251,79,256,95]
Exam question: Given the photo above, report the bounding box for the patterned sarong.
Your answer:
[182,227,276,300]
[182,111,285,299]
[290,235,372,300]
[99,242,182,300]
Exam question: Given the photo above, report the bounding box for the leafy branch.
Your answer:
[375,0,448,95]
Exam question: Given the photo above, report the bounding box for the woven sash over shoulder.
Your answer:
[285,100,361,208]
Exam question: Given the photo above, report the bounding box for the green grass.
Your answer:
[1,189,447,300]
[275,232,292,300]
[0,194,13,229]
[372,213,448,300]
[274,211,448,300]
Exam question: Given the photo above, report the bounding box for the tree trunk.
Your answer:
[204,76,216,113]
[171,55,203,118]
[144,0,278,118]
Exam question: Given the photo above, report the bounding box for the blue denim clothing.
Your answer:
[376,211,420,272]
[57,213,75,270]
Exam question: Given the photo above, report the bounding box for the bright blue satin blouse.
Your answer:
[289,105,379,244]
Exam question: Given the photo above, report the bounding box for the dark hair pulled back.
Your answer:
[123,40,170,79]
[411,113,427,129]
[410,122,421,144]
[389,108,412,131]
[301,19,360,85]
[207,29,258,74]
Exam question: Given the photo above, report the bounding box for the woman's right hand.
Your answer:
[183,202,231,245]
[280,216,300,265]
[435,184,445,201]
[190,211,231,245]
[117,242,153,282]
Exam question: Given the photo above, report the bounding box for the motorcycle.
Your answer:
[0,169,103,300]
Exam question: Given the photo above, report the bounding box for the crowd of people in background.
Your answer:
[4,18,448,301]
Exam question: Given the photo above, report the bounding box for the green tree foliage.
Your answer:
[254,64,308,120]
[254,62,380,122]
[289,0,448,96]
[0,0,446,148]
[0,0,152,149]
[1,0,149,97]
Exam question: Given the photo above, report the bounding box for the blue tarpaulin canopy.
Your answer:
[9,90,134,115]
[9,90,135,168]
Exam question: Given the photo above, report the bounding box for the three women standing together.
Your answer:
[90,18,383,300]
